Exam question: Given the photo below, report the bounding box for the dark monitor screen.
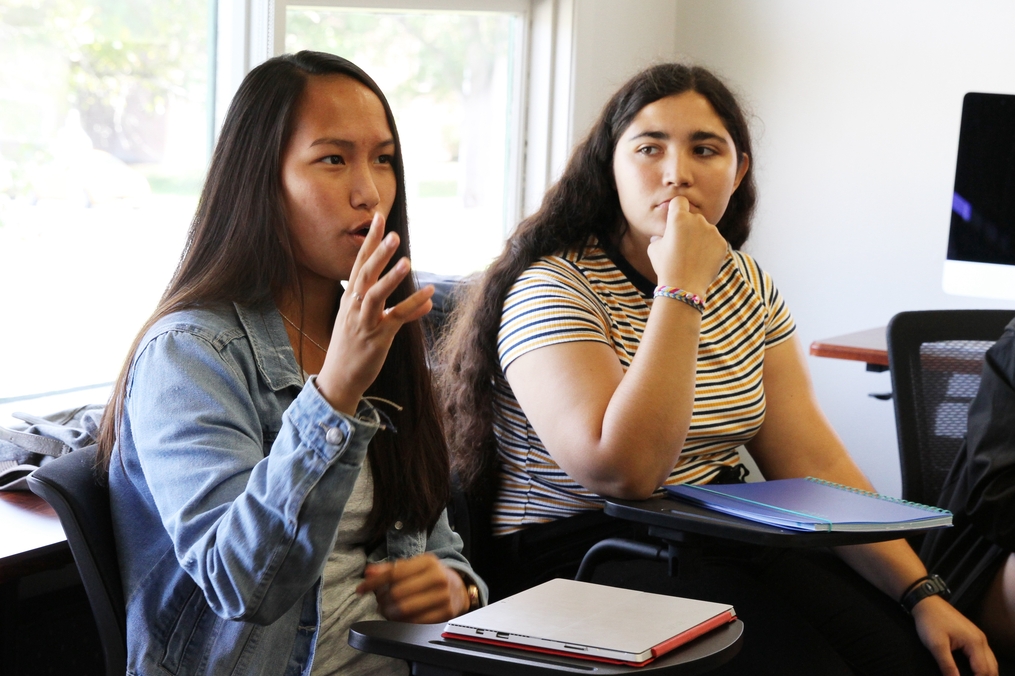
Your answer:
[947,92,1015,265]
[943,92,1015,300]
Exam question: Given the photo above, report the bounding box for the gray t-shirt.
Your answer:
[311,464,409,675]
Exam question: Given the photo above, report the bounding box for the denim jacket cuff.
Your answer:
[443,560,489,607]
[287,377,382,466]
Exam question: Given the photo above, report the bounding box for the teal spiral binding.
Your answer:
[804,477,952,515]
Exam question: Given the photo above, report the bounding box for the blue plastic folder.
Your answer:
[665,477,952,532]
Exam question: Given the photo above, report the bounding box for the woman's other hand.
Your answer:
[647,196,727,298]
[912,596,998,676]
[357,553,471,623]
[316,212,434,415]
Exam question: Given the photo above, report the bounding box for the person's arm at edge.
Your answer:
[746,335,996,676]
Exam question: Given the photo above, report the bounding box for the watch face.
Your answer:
[903,575,951,613]
[467,584,480,610]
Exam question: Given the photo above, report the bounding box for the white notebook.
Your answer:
[442,578,736,665]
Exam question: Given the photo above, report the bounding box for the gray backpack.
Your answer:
[0,404,103,490]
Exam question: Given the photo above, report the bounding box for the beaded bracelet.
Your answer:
[653,285,705,313]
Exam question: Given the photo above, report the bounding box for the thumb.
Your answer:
[663,196,691,235]
[670,196,691,214]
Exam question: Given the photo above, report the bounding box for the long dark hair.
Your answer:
[437,63,755,495]
[98,51,449,541]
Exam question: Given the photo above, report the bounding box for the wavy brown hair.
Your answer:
[97,51,449,542]
[437,63,755,496]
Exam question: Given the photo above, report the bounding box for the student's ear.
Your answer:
[732,153,750,192]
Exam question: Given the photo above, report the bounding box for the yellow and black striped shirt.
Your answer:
[491,240,796,535]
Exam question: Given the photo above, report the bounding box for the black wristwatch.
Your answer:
[900,574,951,614]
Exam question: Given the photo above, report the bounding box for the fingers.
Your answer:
[354,261,433,331]
[357,555,466,623]
[926,643,993,676]
[341,208,432,328]
[343,211,431,327]
[926,643,960,676]
[357,251,407,319]
[960,633,998,676]
[346,211,405,309]
[649,195,727,295]
[385,285,434,324]
[356,562,394,595]
[966,647,999,676]
[913,599,997,676]
[351,230,401,308]
[347,212,387,290]
[372,557,442,619]
[660,196,690,238]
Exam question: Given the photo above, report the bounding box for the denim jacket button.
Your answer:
[325,426,345,446]
[394,520,404,530]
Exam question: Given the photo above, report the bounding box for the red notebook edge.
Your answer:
[441,608,737,667]
[438,633,653,666]
[651,609,737,657]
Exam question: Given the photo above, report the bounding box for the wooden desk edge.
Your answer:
[0,490,71,585]
[0,542,73,585]
[809,342,889,367]
[809,327,889,367]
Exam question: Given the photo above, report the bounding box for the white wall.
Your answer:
[524,0,681,213]
[668,0,1015,494]
[569,0,680,145]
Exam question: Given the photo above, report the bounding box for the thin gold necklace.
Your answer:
[278,311,329,353]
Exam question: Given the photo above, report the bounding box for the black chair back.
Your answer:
[447,475,497,584]
[27,446,126,676]
[887,310,1015,508]
[415,271,467,351]
[415,271,497,583]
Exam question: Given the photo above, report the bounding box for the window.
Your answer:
[277,0,528,276]
[0,0,213,414]
[1,0,566,418]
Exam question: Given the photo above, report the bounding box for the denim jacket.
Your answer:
[109,302,485,676]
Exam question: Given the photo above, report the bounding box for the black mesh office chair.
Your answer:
[414,271,501,584]
[27,446,127,676]
[887,310,1015,509]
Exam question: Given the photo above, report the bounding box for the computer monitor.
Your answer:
[942,92,1015,301]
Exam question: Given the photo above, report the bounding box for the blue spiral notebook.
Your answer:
[665,477,952,532]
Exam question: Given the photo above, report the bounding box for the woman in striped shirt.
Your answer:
[438,64,994,676]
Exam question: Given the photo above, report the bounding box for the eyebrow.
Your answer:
[309,137,396,151]
[628,129,730,146]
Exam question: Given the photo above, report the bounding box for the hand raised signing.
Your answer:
[315,212,434,415]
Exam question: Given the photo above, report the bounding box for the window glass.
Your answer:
[284,7,523,276]
[0,0,211,411]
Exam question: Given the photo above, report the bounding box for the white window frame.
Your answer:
[215,0,578,229]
